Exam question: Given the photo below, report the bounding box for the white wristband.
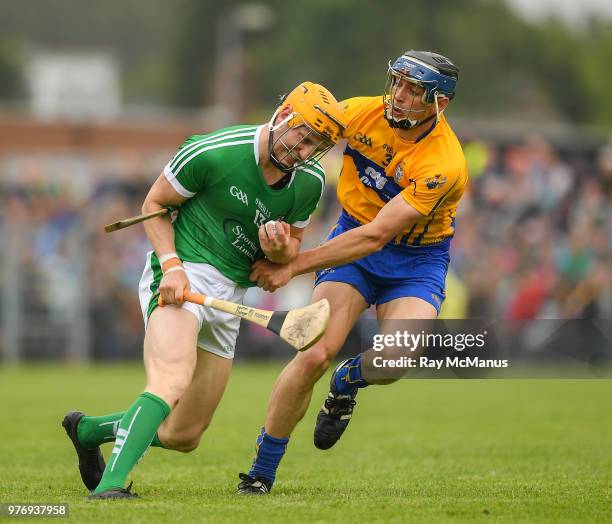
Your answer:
[163,265,185,276]
[159,252,180,265]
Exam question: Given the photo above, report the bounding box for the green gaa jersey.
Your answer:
[163,125,326,287]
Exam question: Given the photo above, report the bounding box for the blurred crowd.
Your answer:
[452,135,611,321]
[1,133,610,360]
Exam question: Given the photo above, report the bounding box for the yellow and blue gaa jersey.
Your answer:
[337,96,468,246]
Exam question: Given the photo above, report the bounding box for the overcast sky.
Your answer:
[506,0,612,25]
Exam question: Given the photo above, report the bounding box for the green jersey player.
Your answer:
[62,82,347,499]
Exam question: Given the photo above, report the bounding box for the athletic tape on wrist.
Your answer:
[163,266,186,276]
[161,258,183,273]
[158,252,179,265]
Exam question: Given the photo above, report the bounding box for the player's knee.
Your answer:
[298,346,332,379]
[147,377,192,407]
[171,440,200,453]
[175,439,200,453]
[163,432,201,453]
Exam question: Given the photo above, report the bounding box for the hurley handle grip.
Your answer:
[157,289,204,308]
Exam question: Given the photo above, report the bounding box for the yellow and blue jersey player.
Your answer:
[238,51,469,494]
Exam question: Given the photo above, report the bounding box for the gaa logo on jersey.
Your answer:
[425,174,447,190]
[230,185,249,205]
[354,132,373,147]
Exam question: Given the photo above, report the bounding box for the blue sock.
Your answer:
[248,427,288,485]
[334,354,369,395]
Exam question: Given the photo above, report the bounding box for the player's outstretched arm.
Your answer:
[250,194,424,291]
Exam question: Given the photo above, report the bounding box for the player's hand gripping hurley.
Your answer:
[159,291,329,352]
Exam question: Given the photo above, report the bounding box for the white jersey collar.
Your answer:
[253,125,264,165]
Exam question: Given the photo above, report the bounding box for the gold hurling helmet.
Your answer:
[268,81,347,172]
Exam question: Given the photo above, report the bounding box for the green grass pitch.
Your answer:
[0,364,610,523]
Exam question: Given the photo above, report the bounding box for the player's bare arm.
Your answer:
[142,174,190,305]
[250,194,424,291]
[258,221,304,264]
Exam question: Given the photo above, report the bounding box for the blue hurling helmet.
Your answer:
[384,50,459,130]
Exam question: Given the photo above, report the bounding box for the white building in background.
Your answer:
[506,0,612,28]
[26,52,121,121]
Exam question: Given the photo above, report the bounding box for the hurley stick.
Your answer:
[104,208,169,233]
[166,290,330,352]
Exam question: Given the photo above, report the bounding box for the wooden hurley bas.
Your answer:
[179,291,329,352]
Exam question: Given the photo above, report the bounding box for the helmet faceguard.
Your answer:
[383,51,459,130]
[268,82,346,173]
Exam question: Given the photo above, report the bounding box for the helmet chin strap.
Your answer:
[433,93,445,125]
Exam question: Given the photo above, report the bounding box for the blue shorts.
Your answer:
[315,211,450,313]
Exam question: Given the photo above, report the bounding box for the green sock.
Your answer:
[93,392,170,494]
[77,412,124,449]
[76,411,166,449]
